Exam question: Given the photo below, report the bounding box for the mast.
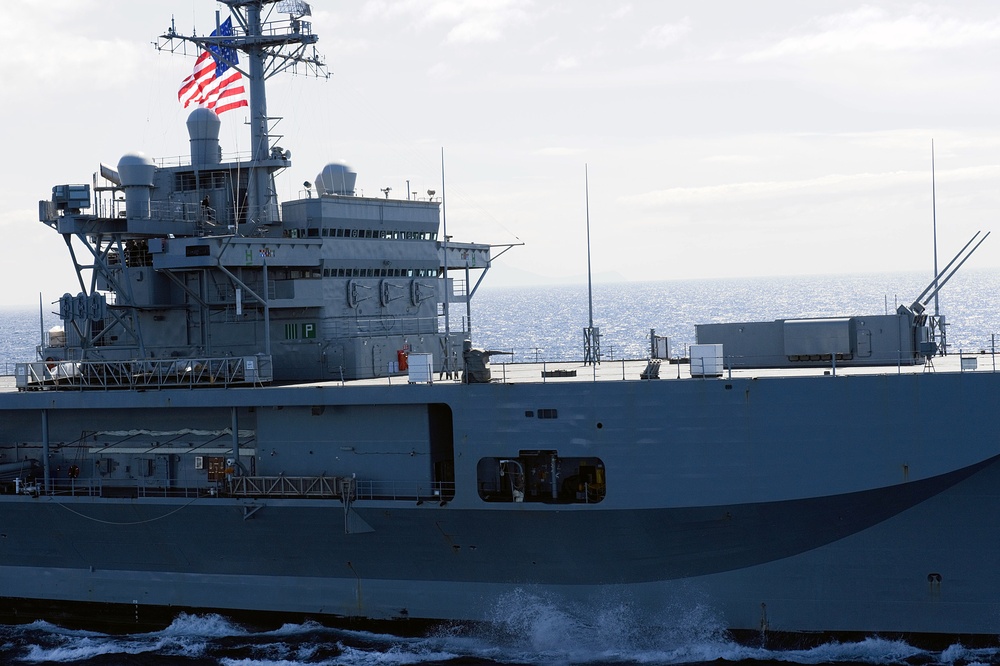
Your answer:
[586,164,594,332]
[931,139,940,318]
[246,2,271,228]
[583,164,600,365]
[440,148,452,378]
[930,139,946,354]
[157,1,328,229]
[38,294,44,359]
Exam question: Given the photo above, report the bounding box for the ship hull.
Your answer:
[0,463,998,638]
[0,368,998,638]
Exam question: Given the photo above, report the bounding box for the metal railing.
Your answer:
[17,479,209,499]
[12,474,455,503]
[15,355,272,391]
[227,475,455,501]
[353,478,455,501]
[229,475,350,498]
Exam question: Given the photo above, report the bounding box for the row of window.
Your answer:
[284,228,437,241]
[176,172,229,192]
[322,268,437,278]
[215,267,435,280]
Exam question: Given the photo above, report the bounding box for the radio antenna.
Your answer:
[932,139,940,317]
[583,164,600,365]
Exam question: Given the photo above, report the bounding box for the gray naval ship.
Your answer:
[2,0,1000,642]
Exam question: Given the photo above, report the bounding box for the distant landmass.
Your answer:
[481,260,628,288]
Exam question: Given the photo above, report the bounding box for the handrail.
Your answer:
[11,475,455,502]
[15,355,272,391]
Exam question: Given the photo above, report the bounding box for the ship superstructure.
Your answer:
[34,0,489,384]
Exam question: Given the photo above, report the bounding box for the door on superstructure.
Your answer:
[206,456,227,482]
[428,404,455,499]
[372,342,386,377]
[856,329,872,358]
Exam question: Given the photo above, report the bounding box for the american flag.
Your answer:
[177,17,248,114]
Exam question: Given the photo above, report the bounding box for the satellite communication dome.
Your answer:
[117,152,155,217]
[187,107,222,166]
[316,162,357,196]
[117,152,155,187]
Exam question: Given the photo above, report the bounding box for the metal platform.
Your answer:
[15,355,272,390]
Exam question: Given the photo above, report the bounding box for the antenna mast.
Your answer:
[931,140,940,318]
[583,164,600,365]
[441,147,453,379]
[156,0,328,230]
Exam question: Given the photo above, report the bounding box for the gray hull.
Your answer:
[2,364,999,637]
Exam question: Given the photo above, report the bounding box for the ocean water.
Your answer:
[472,269,1000,363]
[0,305,54,375]
[5,269,1000,370]
[1,270,1000,664]
[1,604,999,666]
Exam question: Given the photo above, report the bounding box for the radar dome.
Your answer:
[187,107,222,166]
[117,152,155,187]
[117,152,155,218]
[316,162,357,196]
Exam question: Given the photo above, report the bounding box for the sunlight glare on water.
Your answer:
[472,270,1000,363]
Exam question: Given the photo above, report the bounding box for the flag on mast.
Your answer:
[177,17,248,114]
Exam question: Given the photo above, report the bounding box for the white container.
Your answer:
[407,353,434,383]
[690,344,724,377]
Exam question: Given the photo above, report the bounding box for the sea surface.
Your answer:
[1,270,1000,665]
[469,270,1000,364]
[0,607,997,666]
[5,270,1000,371]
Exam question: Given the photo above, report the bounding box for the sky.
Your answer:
[2,1,1000,306]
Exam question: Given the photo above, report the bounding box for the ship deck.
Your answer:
[0,352,994,393]
[345,352,995,386]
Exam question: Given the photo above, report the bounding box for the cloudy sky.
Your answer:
[1,1,999,306]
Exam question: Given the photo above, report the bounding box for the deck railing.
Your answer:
[11,474,455,502]
[14,355,272,391]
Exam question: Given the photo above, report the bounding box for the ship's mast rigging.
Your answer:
[40,0,331,363]
[156,0,328,231]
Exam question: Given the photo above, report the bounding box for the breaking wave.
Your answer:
[0,600,998,665]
